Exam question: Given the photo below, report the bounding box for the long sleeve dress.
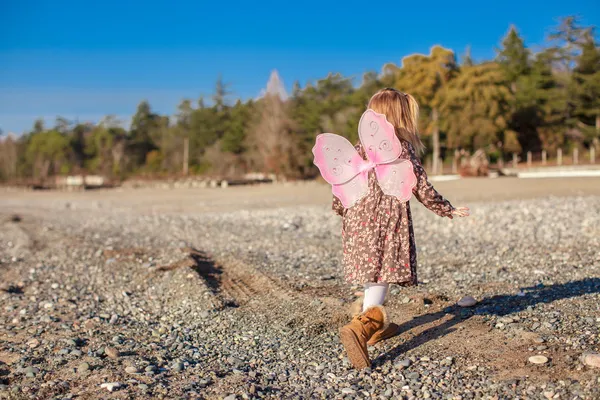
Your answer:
[332,141,454,285]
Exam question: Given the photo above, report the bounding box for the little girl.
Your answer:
[332,88,469,369]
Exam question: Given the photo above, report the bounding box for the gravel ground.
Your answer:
[1,178,599,399]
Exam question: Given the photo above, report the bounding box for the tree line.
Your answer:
[0,16,598,183]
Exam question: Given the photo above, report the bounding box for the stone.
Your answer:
[581,352,600,368]
[125,366,138,374]
[457,296,477,307]
[23,367,39,376]
[173,362,184,372]
[407,372,420,380]
[100,382,122,392]
[341,388,356,394]
[27,338,40,348]
[528,355,549,364]
[105,346,119,359]
[395,359,412,369]
[83,320,95,330]
[78,362,90,372]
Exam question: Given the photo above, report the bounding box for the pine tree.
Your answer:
[497,26,530,89]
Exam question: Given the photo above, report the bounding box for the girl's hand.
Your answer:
[450,207,470,218]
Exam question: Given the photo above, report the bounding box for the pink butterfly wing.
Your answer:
[312,133,365,184]
[332,172,369,208]
[358,109,402,164]
[312,133,369,208]
[375,159,417,202]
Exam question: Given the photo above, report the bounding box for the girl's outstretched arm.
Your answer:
[408,144,456,218]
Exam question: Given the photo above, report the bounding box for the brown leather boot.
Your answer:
[339,305,388,369]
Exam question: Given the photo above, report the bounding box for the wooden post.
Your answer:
[591,146,596,164]
[512,153,518,169]
[542,150,547,165]
[452,150,459,174]
[573,148,578,165]
[432,109,439,177]
[183,137,189,176]
[557,148,562,166]
[438,157,443,175]
[527,151,532,168]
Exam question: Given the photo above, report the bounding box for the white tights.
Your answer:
[362,283,389,311]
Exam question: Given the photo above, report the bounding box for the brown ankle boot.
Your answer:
[339,305,388,369]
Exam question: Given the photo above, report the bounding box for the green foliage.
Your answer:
[437,62,512,149]
[221,100,253,154]
[25,130,71,178]
[497,26,531,84]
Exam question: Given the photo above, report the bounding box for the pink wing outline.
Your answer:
[332,172,369,209]
[375,159,417,202]
[312,133,370,208]
[358,109,402,164]
[313,109,418,208]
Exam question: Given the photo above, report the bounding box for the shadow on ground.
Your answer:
[374,278,600,365]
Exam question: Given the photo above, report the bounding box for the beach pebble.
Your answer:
[581,352,600,368]
[457,296,477,307]
[528,355,548,364]
[105,346,119,359]
[100,382,122,392]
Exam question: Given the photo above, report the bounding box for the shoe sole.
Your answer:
[339,327,370,369]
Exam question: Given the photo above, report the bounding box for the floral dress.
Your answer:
[332,141,454,285]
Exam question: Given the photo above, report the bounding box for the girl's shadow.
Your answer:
[374,277,600,366]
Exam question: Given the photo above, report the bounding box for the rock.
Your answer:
[78,362,90,372]
[581,352,600,368]
[394,359,412,369]
[407,372,420,380]
[341,388,356,394]
[457,296,477,307]
[27,338,40,348]
[23,367,40,376]
[172,362,184,372]
[528,355,549,365]
[109,314,119,324]
[105,346,119,359]
[125,366,138,374]
[83,320,95,330]
[224,395,237,400]
[139,384,149,391]
[100,382,122,392]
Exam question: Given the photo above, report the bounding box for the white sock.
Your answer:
[362,283,389,311]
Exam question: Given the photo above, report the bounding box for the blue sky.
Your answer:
[1,0,598,134]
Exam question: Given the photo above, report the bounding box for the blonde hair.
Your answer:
[367,88,424,155]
